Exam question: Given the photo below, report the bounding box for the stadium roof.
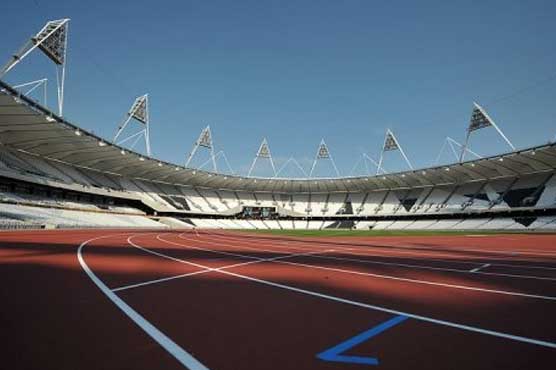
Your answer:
[1,79,555,194]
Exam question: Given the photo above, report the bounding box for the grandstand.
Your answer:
[1,76,556,230]
[1,19,556,232]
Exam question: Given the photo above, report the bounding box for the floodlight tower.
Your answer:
[248,138,277,177]
[113,94,151,156]
[186,126,217,172]
[1,19,70,116]
[459,102,514,162]
[376,129,413,175]
[309,139,340,178]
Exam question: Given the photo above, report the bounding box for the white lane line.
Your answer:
[365,243,556,258]
[181,232,556,282]
[307,254,556,282]
[77,233,210,370]
[177,233,296,256]
[112,270,211,292]
[197,231,493,265]
[159,236,556,301]
[111,234,331,292]
[178,233,322,259]
[182,232,473,273]
[486,262,556,272]
[167,233,299,262]
[132,233,556,350]
[216,230,556,258]
[200,231,553,269]
[273,258,556,301]
[168,239,265,261]
[470,263,492,273]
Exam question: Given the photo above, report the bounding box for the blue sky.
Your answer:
[2,0,556,177]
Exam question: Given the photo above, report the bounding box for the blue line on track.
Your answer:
[316,315,409,366]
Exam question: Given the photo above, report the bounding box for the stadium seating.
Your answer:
[2,126,556,231]
[0,203,164,229]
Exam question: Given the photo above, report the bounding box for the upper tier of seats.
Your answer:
[1,144,555,218]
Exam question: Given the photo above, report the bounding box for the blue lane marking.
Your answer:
[316,315,408,366]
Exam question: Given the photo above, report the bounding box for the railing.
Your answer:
[0,221,45,230]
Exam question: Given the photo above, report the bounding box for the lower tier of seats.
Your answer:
[0,203,166,230]
[187,217,556,230]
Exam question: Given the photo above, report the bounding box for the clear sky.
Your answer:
[2,0,556,177]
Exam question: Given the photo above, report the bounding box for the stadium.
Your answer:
[1,10,555,370]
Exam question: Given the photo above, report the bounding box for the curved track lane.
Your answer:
[1,229,555,369]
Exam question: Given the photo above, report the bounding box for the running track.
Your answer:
[1,229,555,369]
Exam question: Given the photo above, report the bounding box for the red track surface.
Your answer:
[1,229,555,369]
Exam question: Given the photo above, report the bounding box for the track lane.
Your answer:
[0,230,190,370]
[168,232,556,298]
[3,229,556,370]
[147,233,556,346]
[119,232,556,369]
[214,230,556,264]
[78,232,210,370]
[199,230,556,280]
[202,232,544,278]
[80,233,210,290]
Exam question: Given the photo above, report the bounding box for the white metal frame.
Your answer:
[309,139,340,177]
[274,157,308,178]
[248,138,277,177]
[13,78,48,106]
[1,19,69,116]
[349,152,383,175]
[435,136,482,164]
[185,125,217,172]
[460,102,515,162]
[376,129,413,175]
[113,94,151,156]
[348,154,365,176]
[363,153,383,173]
[198,150,235,174]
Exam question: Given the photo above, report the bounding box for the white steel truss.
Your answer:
[460,102,515,162]
[1,19,69,116]
[198,150,235,174]
[348,153,366,176]
[364,153,383,173]
[435,136,482,165]
[376,129,413,175]
[349,152,383,175]
[185,125,217,172]
[309,139,340,177]
[113,94,151,156]
[13,78,48,106]
[274,157,308,178]
[248,138,277,177]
